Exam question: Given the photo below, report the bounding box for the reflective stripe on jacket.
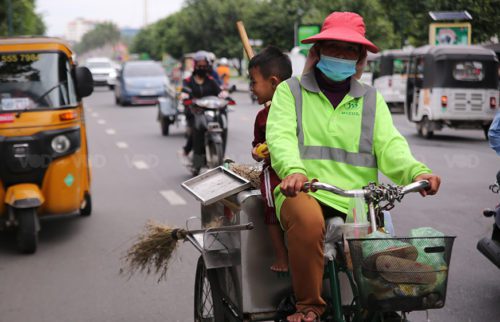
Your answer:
[266,71,431,222]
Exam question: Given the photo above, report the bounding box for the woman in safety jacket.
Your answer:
[266,12,441,322]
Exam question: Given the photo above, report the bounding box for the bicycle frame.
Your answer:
[185,177,434,322]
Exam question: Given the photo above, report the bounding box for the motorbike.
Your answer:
[182,92,234,176]
[477,170,500,268]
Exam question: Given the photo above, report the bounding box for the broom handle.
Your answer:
[187,222,254,235]
[236,21,254,59]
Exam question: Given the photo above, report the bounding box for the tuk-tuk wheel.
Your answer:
[80,193,92,217]
[482,125,490,141]
[420,117,434,139]
[160,117,170,136]
[16,208,39,254]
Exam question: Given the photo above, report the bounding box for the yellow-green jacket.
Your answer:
[266,72,431,222]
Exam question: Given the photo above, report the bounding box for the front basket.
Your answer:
[347,236,455,312]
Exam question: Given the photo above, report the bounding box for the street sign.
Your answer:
[429,23,471,45]
[297,24,321,55]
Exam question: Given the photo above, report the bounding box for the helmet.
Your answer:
[206,52,216,66]
[193,50,209,63]
[219,57,229,66]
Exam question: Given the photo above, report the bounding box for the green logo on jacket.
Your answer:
[340,100,360,116]
[345,101,359,110]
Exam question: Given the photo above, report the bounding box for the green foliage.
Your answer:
[379,0,500,46]
[131,0,500,60]
[74,22,121,54]
[0,0,46,36]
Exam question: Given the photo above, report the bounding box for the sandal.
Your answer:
[286,310,318,322]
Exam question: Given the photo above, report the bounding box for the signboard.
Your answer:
[429,23,471,45]
[297,24,321,55]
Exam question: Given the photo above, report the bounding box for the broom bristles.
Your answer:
[229,163,261,189]
[121,220,180,283]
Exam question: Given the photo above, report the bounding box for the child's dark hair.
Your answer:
[248,46,292,80]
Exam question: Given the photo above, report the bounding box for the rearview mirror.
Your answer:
[75,66,94,98]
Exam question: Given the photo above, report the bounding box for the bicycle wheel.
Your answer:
[194,256,241,322]
[194,256,220,322]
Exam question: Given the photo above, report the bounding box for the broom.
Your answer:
[121,220,253,282]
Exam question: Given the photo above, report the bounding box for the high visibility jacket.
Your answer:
[266,72,431,222]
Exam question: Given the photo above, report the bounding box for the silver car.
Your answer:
[85,57,119,90]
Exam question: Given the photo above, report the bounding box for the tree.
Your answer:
[130,0,500,61]
[74,22,121,54]
[379,0,500,47]
[0,0,46,36]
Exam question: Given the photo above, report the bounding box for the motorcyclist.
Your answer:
[207,52,223,86]
[179,51,221,165]
[217,57,231,88]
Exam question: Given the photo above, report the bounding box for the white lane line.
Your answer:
[160,190,187,205]
[105,128,116,135]
[116,141,128,149]
[91,112,99,117]
[133,160,149,170]
[97,119,106,124]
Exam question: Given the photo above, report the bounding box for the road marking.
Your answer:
[116,141,128,149]
[133,160,149,169]
[97,119,106,124]
[105,128,116,135]
[160,190,187,205]
[91,112,98,117]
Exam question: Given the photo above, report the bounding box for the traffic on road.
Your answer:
[1,2,500,322]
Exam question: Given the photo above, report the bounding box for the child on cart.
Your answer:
[249,46,292,272]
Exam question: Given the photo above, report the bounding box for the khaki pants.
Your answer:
[281,192,344,317]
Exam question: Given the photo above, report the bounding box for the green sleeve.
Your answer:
[266,81,307,179]
[373,92,431,185]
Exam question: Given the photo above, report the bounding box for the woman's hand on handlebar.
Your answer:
[414,173,441,196]
[280,173,308,197]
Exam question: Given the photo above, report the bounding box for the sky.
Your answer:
[37,0,185,36]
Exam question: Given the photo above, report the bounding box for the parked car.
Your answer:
[84,57,118,89]
[114,60,171,106]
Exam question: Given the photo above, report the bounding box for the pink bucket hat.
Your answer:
[302,12,379,53]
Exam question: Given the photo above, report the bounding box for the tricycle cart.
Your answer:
[181,167,455,322]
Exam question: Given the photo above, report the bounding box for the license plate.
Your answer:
[0,113,15,123]
[140,90,156,96]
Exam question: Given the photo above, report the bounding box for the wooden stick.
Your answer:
[236,21,254,59]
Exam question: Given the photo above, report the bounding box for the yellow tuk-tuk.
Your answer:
[0,37,94,253]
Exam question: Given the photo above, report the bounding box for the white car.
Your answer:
[85,57,119,89]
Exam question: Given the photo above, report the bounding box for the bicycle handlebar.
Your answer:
[303,180,430,200]
[304,180,430,233]
[401,180,430,194]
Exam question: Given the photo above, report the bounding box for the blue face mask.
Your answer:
[316,55,357,82]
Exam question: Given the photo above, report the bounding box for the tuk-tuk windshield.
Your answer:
[0,52,78,112]
[393,58,409,74]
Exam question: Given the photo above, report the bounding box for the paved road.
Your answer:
[0,86,499,322]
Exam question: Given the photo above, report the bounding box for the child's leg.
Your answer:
[267,224,288,272]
